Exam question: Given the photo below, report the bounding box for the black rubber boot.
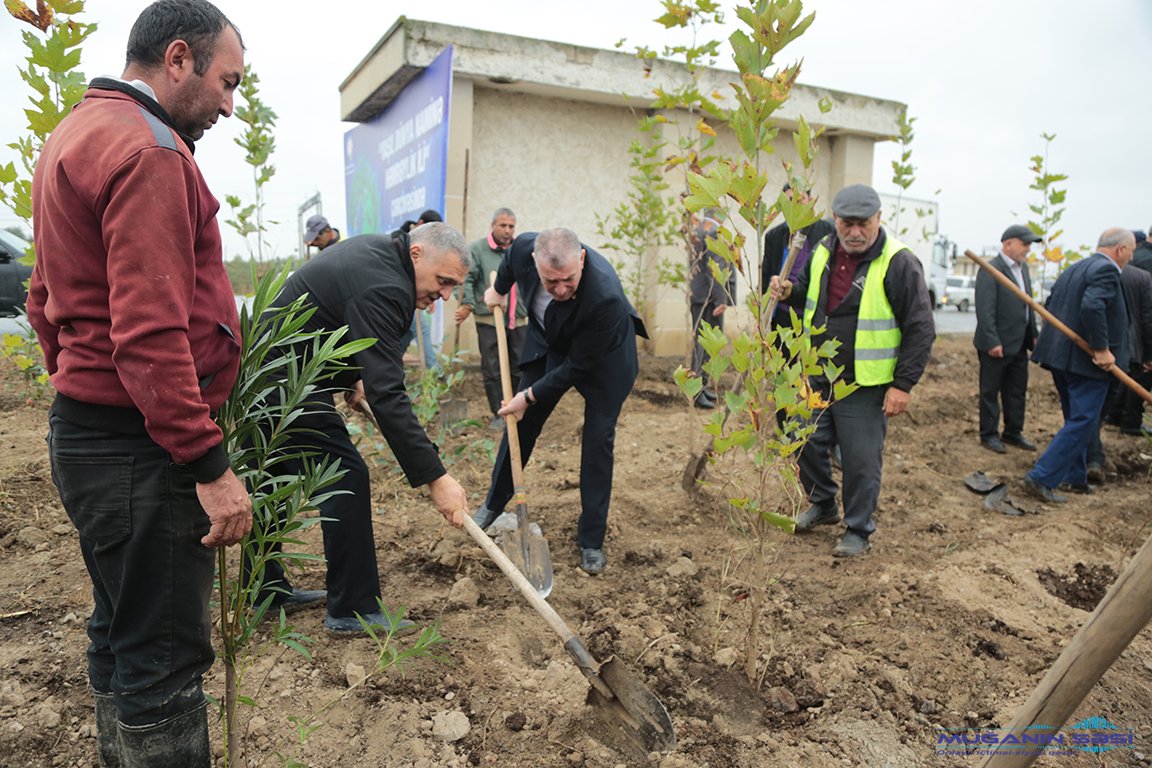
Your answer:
[93,691,122,768]
[118,701,210,768]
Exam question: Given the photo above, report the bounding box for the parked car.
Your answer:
[944,275,976,312]
[0,230,34,317]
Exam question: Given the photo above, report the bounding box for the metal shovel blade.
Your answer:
[438,395,468,433]
[586,656,677,758]
[497,497,553,598]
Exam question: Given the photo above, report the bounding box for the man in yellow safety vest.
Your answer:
[770,184,936,556]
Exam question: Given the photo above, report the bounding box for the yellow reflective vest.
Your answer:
[803,236,907,386]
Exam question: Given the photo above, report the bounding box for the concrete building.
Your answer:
[339,18,904,355]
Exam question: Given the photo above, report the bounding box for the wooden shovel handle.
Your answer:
[965,250,1152,405]
[489,272,529,489]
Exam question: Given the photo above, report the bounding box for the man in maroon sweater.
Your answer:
[26,2,250,764]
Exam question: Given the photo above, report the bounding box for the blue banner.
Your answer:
[344,46,453,236]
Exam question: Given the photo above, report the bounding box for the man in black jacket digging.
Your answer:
[256,223,470,634]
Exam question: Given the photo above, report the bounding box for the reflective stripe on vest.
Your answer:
[803,236,907,386]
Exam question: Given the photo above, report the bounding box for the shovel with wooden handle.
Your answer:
[489,274,554,598]
[966,250,1152,406]
[460,512,676,757]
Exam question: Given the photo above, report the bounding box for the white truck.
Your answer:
[878,193,952,309]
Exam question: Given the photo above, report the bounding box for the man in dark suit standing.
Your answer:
[472,228,647,574]
[1023,228,1134,503]
[973,225,1042,453]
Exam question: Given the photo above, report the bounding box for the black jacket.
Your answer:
[973,252,1038,356]
[1120,263,1152,364]
[270,233,444,487]
[1032,253,1129,380]
[762,218,836,292]
[495,233,648,407]
[784,229,935,391]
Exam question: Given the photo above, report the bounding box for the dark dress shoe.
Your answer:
[580,548,606,575]
[260,587,327,618]
[1002,434,1036,451]
[324,610,417,636]
[693,393,716,409]
[1086,463,1105,484]
[981,437,1008,454]
[795,504,840,531]
[1022,474,1067,504]
[832,531,871,557]
[473,504,498,531]
[1058,482,1096,495]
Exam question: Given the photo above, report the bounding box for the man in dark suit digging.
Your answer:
[472,228,647,574]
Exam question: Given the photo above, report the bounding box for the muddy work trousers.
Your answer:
[798,383,888,539]
[47,408,213,727]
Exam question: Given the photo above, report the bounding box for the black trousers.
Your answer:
[1108,364,1152,430]
[483,361,630,549]
[254,392,381,619]
[475,322,526,416]
[978,346,1030,440]
[48,409,214,726]
[799,384,887,538]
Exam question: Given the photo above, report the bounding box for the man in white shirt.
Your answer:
[973,225,1042,454]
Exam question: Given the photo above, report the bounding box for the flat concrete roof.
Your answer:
[340,18,905,140]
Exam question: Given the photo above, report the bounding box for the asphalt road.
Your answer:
[934,306,976,337]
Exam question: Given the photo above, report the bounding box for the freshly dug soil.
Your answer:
[2,334,1151,767]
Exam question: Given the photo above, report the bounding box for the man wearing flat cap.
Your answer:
[770,183,935,556]
[973,225,1042,455]
[304,214,340,252]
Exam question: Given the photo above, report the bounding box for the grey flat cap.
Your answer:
[1001,224,1042,243]
[832,184,881,219]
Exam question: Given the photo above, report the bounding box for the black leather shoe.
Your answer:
[580,548,606,575]
[832,531,871,557]
[693,393,716,409]
[473,504,498,531]
[1058,482,1096,495]
[324,610,417,637]
[261,587,327,616]
[795,504,840,531]
[1001,434,1036,451]
[981,437,1008,454]
[1086,463,1105,484]
[1022,474,1067,504]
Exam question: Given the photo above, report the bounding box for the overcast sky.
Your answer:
[1,0,1149,261]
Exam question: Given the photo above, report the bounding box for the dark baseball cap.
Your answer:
[831,184,881,219]
[1001,224,1042,244]
[304,214,330,244]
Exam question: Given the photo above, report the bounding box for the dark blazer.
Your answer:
[690,227,736,306]
[494,233,648,406]
[973,252,1037,355]
[1120,263,1152,364]
[270,233,444,487]
[1031,252,1129,380]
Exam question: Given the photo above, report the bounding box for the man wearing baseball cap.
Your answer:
[769,184,935,556]
[973,225,1042,456]
[304,214,340,252]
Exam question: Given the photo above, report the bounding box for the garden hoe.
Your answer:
[460,513,677,758]
[490,290,553,598]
